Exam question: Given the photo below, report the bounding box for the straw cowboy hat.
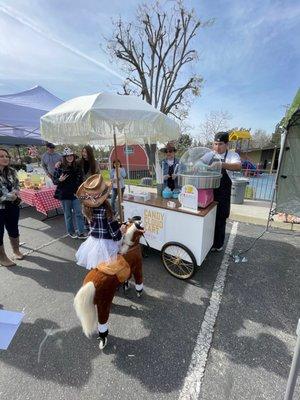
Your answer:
[76,174,112,207]
[160,141,177,153]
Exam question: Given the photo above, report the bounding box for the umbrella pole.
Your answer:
[113,129,124,222]
[125,140,131,193]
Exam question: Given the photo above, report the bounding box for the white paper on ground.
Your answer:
[0,310,24,350]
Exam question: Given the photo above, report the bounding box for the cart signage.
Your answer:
[178,185,198,211]
[123,202,166,243]
[143,209,165,242]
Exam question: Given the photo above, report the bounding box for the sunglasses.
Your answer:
[166,149,174,153]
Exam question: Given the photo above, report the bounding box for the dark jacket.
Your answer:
[161,158,180,189]
[53,164,83,200]
[77,159,100,180]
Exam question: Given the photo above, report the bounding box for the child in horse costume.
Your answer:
[74,174,144,349]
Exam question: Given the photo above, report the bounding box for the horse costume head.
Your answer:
[74,216,145,350]
[120,216,144,255]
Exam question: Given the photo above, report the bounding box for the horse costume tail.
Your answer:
[74,282,97,338]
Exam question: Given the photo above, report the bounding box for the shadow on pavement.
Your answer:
[7,253,87,295]
[1,248,212,392]
[204,223,300,384]
[0,318,96,387]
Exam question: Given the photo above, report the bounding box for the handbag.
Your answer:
[4,197,21,207]
[13,197,22,206]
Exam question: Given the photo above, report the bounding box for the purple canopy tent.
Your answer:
[0,86,62,146]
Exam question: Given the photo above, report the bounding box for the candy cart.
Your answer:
[123,147,222,279]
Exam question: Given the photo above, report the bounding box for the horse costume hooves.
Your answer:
[97,330,108,350]
[123,280,130,293]
[98,337,108,350]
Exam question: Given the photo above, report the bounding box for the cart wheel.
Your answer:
[161,242,197,280]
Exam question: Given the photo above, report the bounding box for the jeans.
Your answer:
[0,204,20,246]
[110,187,125,213]
[61,199,85,235]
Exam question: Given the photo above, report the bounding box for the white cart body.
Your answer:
[123,196,216,266]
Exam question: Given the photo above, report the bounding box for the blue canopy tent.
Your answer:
[0,86,62,146]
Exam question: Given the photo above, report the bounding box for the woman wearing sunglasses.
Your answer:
[161,142,179,190]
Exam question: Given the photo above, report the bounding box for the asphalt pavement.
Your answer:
[0,207,299,400]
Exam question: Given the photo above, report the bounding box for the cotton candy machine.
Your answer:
[177,147,222,208]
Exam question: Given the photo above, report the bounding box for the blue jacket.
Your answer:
[161,158,179,189]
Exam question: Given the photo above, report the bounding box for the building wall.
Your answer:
[109,144,149,171]
[240,150,262,164]
[239,148,279,170]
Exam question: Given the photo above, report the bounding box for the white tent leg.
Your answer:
[125,140,131,193]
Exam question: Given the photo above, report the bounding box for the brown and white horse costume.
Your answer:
[74,220,144,349]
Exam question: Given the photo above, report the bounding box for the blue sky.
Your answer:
[0,0,299,136]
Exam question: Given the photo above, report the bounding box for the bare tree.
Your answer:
[198,110,232,144]
[106,0,211,165]
[250,129,272,148]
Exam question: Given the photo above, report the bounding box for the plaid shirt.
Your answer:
[0,167,20,210]
[90,205,122,241]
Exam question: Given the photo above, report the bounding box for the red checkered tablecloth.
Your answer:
[20,187,61,215]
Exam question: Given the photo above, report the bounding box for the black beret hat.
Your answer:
[214,132,229,143]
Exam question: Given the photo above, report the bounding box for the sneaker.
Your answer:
[68,233,77,239]
[77,233,88,240]
[211,246,223,252]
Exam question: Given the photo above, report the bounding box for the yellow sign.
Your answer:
[144,209,164,235]
[229,130,251,141]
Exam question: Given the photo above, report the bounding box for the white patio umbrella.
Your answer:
[40,92,180,220]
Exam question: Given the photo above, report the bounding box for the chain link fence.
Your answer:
[100,164,276,202]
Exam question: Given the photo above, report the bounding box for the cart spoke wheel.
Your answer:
[161,242,197,280]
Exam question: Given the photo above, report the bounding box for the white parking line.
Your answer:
[178,221,238,400]
[22,234,68,256]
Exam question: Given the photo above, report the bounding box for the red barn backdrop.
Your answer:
[109,144,149,173]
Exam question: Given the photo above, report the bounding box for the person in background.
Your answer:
[204,132,241,251]
[0,148,24,267]
[109,159,126,213]
[76,174,124,269]
[53,148,87,239]
[77,145,100,180]
[25,157,34,173]
[161,142,179,190]
[41,143,62,182]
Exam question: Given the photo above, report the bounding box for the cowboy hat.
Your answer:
[76,174,112,207]
[160,141,177,153]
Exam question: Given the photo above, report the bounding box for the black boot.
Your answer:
[136,289,143,298]
[97,329,108,350]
